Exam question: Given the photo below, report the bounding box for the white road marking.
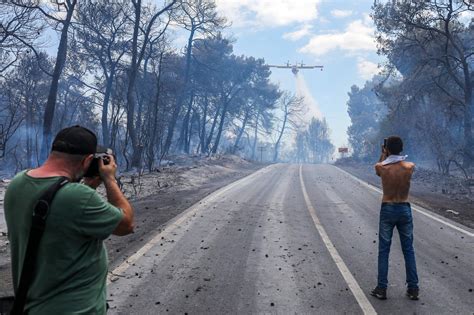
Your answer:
[299,165,377,315]
[107,165,275,285]
[335,166,474,238]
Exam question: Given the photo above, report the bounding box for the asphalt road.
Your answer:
[107,164,474,314]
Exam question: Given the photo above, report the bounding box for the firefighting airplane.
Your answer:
[268,61,324,75]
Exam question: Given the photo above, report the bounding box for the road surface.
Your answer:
[107,164,474,314]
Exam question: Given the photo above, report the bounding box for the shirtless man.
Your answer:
[370,136,419,301]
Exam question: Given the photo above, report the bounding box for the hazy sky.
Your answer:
[43,0,382,150]
[214,0,383,149]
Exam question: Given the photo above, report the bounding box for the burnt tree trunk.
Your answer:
[101,63,116,147]
[461,60,473,168]
[181,91,195,153]
[211,101,229,154]
[200,94,208,154]
[147,53,164,171]
[39,0,76,162]
[177,28,196,152]
[251,110,260,160]
[126,0,142,169]
[205,103,221,154]
[273,111,288,162]
[232,110,250,154]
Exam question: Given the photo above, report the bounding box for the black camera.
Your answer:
[84,147,114,178]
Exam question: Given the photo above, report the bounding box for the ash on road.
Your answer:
[107,164,474,314]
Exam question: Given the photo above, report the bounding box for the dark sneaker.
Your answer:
[370,287,387,300]
[406,287,419,300]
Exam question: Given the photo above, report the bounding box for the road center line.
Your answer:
[335,166,474,238]
[107,165,274,285]
[299,165,377,315]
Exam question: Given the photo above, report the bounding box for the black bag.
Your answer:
[1,177,68,315]
[0,297,14,315]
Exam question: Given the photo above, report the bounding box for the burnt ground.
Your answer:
[0,155,265,297]
[336,161,474,229]
[107,164,474,314]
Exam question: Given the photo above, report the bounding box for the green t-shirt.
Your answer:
[4,171,123,314]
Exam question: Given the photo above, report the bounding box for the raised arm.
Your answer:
[99,156,134,236]
[375,145,388,177]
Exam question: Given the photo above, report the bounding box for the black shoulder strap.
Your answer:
[11,177,69,315]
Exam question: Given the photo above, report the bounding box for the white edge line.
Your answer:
[299,165,377,315]
[334,166,474,238]
[107,164,274,285]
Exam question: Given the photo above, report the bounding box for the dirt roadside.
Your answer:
[0,155,265,297]
[336,162,474,229]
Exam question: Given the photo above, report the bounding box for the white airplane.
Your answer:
[268,61,324,75]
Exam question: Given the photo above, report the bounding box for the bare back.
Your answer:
[375,161,415,203]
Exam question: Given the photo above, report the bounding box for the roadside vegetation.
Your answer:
[346,1,473,176]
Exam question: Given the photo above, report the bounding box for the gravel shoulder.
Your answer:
[0,155,265,297]
[335,162,474,229]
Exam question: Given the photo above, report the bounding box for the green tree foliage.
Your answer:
[371,0,474,172]
[346,77,386,160]
[306,118,334,163]
[292,118,334,164]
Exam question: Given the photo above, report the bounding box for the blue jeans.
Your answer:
[377,202,419,289]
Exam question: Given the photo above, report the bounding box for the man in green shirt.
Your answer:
[4,125,134,314]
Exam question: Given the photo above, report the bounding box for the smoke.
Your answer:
[295,73,323,122]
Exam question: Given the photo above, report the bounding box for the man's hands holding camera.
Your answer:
[99,154,117,183]
[83,154,116,189]
[378,139,389,164]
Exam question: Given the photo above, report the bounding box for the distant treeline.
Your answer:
[347,1,473,176]
[0,0,334,173]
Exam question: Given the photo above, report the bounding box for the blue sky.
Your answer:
[214,0,384,149]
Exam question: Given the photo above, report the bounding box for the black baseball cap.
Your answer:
[51,125,97,155]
